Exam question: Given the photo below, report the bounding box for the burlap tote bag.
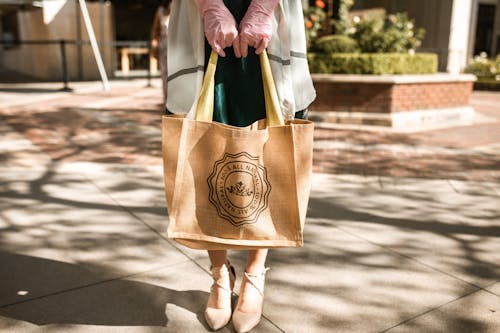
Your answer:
[162,50,314,250]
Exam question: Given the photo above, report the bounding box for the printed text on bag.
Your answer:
[207,152,271,227]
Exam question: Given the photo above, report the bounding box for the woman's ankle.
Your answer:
[245,264,266,275]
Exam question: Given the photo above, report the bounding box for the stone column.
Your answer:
[447,0,474,73]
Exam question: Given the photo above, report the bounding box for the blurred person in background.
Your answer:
[151,0,172,105]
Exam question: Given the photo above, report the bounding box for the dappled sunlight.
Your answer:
[0,86,499,332]
[263,222,478,333]
[1,93,163,165]
[0,163,187,284]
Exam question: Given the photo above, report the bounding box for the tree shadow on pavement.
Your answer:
[229,176,499,333]
[0,252,210,329]
[0,160,212,330]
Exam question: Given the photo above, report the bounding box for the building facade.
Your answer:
[1,0,499,81]
[0,0,114,81]
[346,0,500,73]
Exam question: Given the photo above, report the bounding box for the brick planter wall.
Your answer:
[309,74,477,128]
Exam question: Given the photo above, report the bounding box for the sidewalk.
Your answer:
[0,79,499,332]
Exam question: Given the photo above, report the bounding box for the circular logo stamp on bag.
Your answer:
[207,152,271,227]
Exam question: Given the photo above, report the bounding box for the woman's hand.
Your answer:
[234,0,279,58]
[195,0,238,57]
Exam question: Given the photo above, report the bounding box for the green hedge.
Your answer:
[308,52,438,74]
[474,78,500,91]
[314,35,359,53]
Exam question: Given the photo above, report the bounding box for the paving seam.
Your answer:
[377,287,485,333]
[80,172,200,265]
[446,179,460,193]
[329,224,500,332]
[483,278,500,298]
[0,260,191,309]
[331,223,487,289]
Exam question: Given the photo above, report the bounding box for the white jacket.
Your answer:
[166,0,316,120]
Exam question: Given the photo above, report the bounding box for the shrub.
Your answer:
[474,78,500,91]
[464,52,500,78]
[304,4,327,47]
[333,0,355,35]
[314,34,359,53]
[464,53,500,91]
[351,12,425,53]
[308,52,438,74]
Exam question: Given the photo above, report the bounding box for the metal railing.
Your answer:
[0,39,155,91]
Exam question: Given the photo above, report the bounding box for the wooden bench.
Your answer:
[118,47,158,74]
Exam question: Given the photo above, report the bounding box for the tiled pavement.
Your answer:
[0,79,499,333]
[1,81,499,181]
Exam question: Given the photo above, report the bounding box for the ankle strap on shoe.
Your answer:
[243,267,270,296]
[210,261,236,293]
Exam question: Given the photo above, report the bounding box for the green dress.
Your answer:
[206,0,305,127]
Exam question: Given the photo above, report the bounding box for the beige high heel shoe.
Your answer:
[232,268,270,333]
[204,261,236,331]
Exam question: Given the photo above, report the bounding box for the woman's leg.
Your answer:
[238,249,268,312]
[208,250,228,267]
[246,249,268,274]
[207,250,229,308]
[205,250,234,330]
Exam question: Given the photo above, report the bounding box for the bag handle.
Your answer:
[195,50,285,127]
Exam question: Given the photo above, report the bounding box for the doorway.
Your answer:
[473,2,496,56]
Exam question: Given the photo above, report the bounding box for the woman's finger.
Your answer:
[239,35,249,58]
[255,36,270,54]
[211,40,226,57]
[224,30,237,48]
[233,37,242,58]
[215,34,227,57]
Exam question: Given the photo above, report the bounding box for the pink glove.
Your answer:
[234,0,279,58]
[195,0,238,57]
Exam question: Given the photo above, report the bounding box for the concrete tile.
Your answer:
[378,176,455,193]
[312,173,382,191]
[55,162,208,261]
[15,325,176,333]
[0,261,281,333]
[0,170,189,306]
[56,163,167,233]
[385,290,500,333]
[308,175,500,287]
[0,315,36,333]
[486,280,500,296]
[253,221,476,333]
[448,179,499,197]
[0,123,51,171]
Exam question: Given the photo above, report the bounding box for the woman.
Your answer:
[150,0,171,104]
[166,0,315,331]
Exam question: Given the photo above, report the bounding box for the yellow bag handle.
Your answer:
[195,50,285,127]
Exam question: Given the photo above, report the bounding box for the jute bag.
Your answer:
[162,50,314,250]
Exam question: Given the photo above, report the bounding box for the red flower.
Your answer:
[315,0,326,8]
[305,20,313,29]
